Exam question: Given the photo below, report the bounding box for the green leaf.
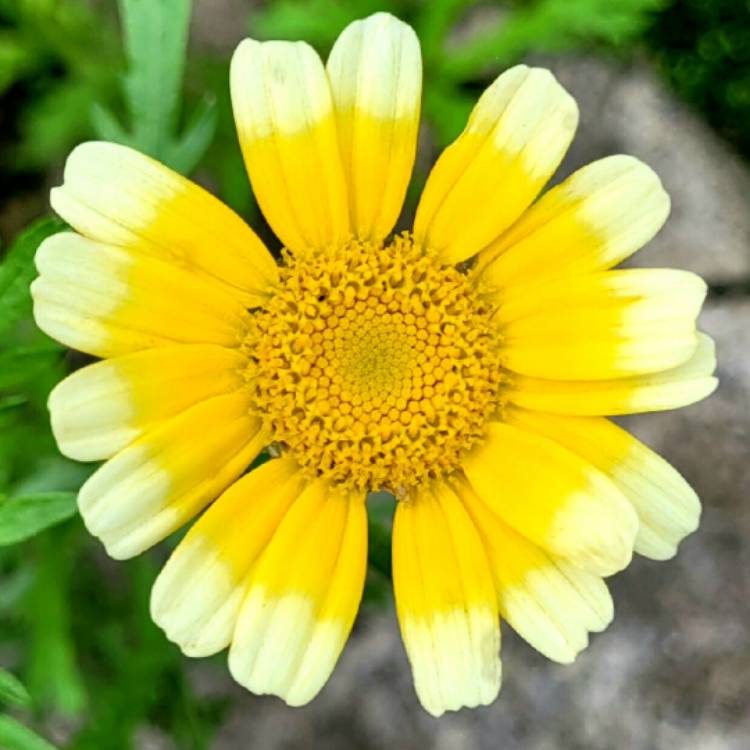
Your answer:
[0,346,62,391]
[0,218,64,339]
[119,0,192,155]
[0,395,28,414]
[0,493,78,547]
[0,716,57,750]
[162,94,218,175]
[0,669,31,708]
[442,0,666,81]
[25,529,87,717]
[93,0,216,174]
[89,101,132,146]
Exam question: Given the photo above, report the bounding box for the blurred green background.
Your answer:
[0,1,748,749]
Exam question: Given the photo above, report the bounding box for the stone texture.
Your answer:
[537,57,750,283]
[191,0,256,53]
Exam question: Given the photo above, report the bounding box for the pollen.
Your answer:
[245,234,504,494]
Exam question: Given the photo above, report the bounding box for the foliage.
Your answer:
[0,493,78,546]
[0,0,119,176]
[92,0,217,174]
[0,714,58,750]
[0,0,734,747]
[0,668,31,708]
[647,0,750,160]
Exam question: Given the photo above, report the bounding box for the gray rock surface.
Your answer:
[191,0,253,52]
[540,57,750,283]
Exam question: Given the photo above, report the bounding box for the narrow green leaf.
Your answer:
[162,95,218,175]
[94,0,216,174]
[0,493,78,547]
[0,395,28,413]
[0,716,57,750]
[90,101,132,146]
[25,530,87,717]
[0,218,64,338]
[0,669,31,708]
[118,0,192,158]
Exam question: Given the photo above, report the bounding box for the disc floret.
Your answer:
[247,235,503,494]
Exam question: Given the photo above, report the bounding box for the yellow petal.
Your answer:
[413,65,578,264]
[506,333,717,415]
[48,345,248,461]
[78,391,266,560]
[228,482,366,706]
[50,142,277,305]
[505,408,701,561]
[392,482,501,717]
[495,269,706,379]
[475,155,670,288]
[231,38,350,255]
[151,458,306,657]
[32,232,250,358]
[458,479,613,664]
[462,421,638,576]
[327,12,421,241]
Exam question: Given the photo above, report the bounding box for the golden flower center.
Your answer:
[246,235,503,494]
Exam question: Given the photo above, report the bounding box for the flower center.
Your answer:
[246,235,503,494]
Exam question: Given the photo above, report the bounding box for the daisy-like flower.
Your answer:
[32,13,716,716]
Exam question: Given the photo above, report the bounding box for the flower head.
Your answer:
[32,12,716,716]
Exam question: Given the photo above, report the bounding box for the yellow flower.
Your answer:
[31,13,716,716]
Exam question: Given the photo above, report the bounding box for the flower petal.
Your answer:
[48,345,248,461]
[413,65,578,264]
[505,333,717,415]
[462,421,638,576]
[151,458,307,657]
[495,269,706,379]
[231,38,350,255]
[327,12,421,241]
[50,142,277,305]
[228,482,366,706]
[505,408,701,561]
[475,155,670,288]
[392,482,501,717]
[78,391,266,560]
[458,479,613,664]
[32,232,250,358]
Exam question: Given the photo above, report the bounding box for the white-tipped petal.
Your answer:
[393,482,501,716]
[231,38,350,254]
[477,154,670,287]
[327,12,421,240]
[414,65,578,263]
